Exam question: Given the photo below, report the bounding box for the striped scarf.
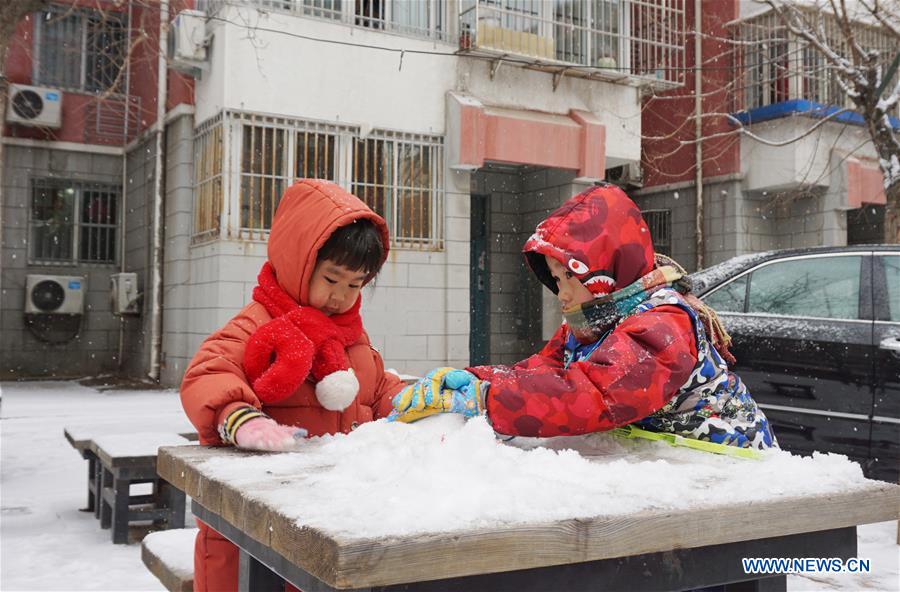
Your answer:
[563,255,736,365]
[563,265,687,343]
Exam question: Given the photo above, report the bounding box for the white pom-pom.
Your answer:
[315,369,359,411]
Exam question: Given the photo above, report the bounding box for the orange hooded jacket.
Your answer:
[180,180,404,592]
[181,180,403,442]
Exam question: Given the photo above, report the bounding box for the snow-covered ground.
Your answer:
[1,381,897,591]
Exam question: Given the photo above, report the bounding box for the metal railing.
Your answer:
[458,0,686,89]
[197,0,448,42]
[84,94,141,145]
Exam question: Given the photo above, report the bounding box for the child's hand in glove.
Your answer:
[220,406,307,452]
[387,367,487,423]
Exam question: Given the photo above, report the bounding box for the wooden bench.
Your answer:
[63,427,103,515]
[64,423,197,519]
[141,528,197,592]
[92,432,192,543]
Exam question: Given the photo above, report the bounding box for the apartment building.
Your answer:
[3,0,685,384]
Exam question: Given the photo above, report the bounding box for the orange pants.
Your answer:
[194,520,300,592]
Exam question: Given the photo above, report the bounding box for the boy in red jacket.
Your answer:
[181,180,404,591]
[390,184,775,451]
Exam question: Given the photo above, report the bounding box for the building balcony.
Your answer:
[458,0,686,91]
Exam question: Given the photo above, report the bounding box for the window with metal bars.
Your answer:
[736,12,898,114]
[296,129,337,181]
[352,133,443,248]
[194,116,224,242]
[237,120,340,234]
[240,125,289,231]
[34,6,127,94]
[200,1,446,40]
[230,114,443,248]
[641,209,671,256]
[30,180,119,264]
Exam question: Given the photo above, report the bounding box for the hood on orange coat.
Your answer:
[267,180,390,306]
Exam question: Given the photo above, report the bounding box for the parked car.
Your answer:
[690,246,900,482]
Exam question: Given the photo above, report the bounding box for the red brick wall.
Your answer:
[3,0,194,146]
[641,0,741,187]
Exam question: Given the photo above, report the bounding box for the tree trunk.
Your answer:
[886,183,900,244]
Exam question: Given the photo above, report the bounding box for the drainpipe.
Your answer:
[149,0,169,382]
[694,0,704,271]
[118,0,133,372]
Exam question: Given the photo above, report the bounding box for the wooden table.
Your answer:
[158,445,900,592]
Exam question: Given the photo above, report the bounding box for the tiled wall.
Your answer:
[1,145,125,377]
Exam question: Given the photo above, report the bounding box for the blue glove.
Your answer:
[387,368,487,423]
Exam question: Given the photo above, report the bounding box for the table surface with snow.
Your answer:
[158,414,900,588]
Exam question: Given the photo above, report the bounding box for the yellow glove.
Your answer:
[388,367,486,423]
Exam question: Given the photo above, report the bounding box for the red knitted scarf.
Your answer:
[243,262,363,404]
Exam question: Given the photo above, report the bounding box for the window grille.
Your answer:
[296,129,337,181]
[34,6,127,94]
[352,131,443,249]
[736,10,898,114]
[232,113,348,239]
[194,115,224,243]
[642,209,671,256]
[199,112,444,248]
[30,179,119,264]
[203,1,447,41]
[241,124,289,232]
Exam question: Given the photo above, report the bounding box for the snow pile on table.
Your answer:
[198,414,875,540]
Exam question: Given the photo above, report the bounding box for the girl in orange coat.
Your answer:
[180,179,404,592]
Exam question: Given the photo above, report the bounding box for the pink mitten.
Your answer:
[235,417,307,452]
[220,406,308,452]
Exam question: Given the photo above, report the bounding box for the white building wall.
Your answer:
[741,118,877,193]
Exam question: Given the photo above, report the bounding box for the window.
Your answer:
[703,275,748,313]
[641,209,671,256]
[391,0,443,38]
[352,132,443,247]
[296,130,337,181]
[35,6,127,93]
[30,179,119,264]
[881,255,900,322]
[236,118,341,234]
[194,116,224,242]
[232,1,446,40]
[241,125,289,231]
[746,256,862,320]
[217,112,443,247]
[737,12,897,115]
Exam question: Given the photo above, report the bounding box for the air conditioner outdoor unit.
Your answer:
[170,9,208,74]
[606,162,643,188]
[110,272,141,315]
[6,84,63,128]
[24,275,86,315]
